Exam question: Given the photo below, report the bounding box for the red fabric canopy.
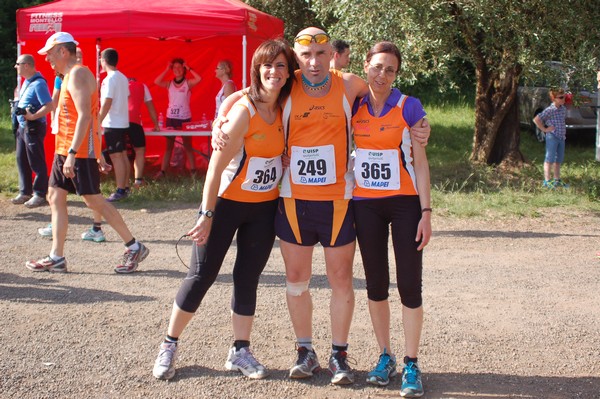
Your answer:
[16,0,284,171]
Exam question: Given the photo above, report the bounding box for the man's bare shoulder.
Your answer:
[69,65,96,90]
[341,71,368,100]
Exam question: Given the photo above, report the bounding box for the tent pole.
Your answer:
[96,39,101,90]
[16,42,22,97]
[242,35,247,88]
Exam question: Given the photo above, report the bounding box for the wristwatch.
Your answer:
[68,148,77,155]
[199,209,214,218]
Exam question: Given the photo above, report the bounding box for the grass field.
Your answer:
[1,98,599,217]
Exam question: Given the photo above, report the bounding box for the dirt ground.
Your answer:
[1,198,599,399]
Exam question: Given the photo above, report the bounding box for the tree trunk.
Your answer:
[490,98,527,167]
[470,65,525,166]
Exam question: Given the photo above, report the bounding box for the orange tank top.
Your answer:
[56,66,100,159]
[219,95,285,203]
[352,94,418,198]
[280,69,354,200]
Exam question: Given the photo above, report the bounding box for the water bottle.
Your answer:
[158,112,164,129]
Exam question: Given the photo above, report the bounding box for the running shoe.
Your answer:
[225,346,269,379]
[542,179,555,189]
[107,190,128,202]
[366,348,397,386]
[400,361,424,397]
[153,341,178,380]
[24,195,48,208]
[552,179,570,188]
[114,242,149,274]
[11,194,32,204]
[25,256,67,273]
[81,228,106,242]
[38,223,52,237]
[289,346,320,379]
[328,350,354,385]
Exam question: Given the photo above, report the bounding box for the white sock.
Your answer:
[128,241,140,251]
[49,253,63,261]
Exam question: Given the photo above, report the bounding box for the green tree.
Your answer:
[1,0,46,100]
[314,0,600,165]
[244,0,319,42]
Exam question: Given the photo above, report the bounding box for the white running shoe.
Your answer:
[153,341,178,380]
[38,224,52,237]
[225,346,269,379]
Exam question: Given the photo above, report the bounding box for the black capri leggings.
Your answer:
[354,195,423,309]
[175,197,278,316]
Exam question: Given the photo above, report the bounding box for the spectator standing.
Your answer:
[154,58,202,177]
[12,54,53,208]
[215,60,236,119]
[99,48,131,201]
[533,88,568,188]
[126,77,160,188]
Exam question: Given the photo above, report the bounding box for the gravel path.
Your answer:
[1,200,599,398]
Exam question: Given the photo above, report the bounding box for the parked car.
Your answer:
[518,61,598,142]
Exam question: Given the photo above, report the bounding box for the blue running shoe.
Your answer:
[542,179,555,189]
[552,179,569,189]
[400,361,424,397]
[366,348,397,386]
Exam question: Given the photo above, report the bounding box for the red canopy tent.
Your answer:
[16,0,284,171]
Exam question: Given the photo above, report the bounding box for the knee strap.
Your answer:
[286,280,310,296]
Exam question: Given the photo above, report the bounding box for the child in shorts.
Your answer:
[533,88,568,188]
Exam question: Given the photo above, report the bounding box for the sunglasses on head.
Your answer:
[294,33,330,46]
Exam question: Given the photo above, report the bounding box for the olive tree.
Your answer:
[244,0,319,42]
[314,0,600,165]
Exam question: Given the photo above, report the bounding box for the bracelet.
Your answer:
[421,207,432,213]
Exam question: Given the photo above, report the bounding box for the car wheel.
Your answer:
[534,125,546,142]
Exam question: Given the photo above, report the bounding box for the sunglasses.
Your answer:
[556,96,565,99]
[294,33,331,46]
[369,63,397,77]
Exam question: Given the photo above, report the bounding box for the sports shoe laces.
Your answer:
[404,362,419,383]
[158,345,176,366]
[374,353,392,372]
[124,248,140,263]
[331,351,351,371]
[296,346,312,365]
[236,348,261,368]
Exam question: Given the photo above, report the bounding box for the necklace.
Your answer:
[370,101,383,116]
[301,73,329,91]
[174,77,185,84]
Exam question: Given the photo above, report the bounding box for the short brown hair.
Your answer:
[549,87,565,100]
